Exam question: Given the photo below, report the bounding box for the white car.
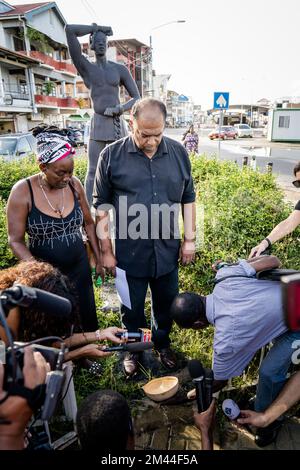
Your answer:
[234,124,253,138]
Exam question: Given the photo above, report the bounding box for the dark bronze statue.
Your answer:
[65,24,140,205]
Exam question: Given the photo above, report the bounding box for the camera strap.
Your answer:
[8,383,46,412]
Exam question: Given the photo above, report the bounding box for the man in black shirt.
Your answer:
[249,161,300,258]
[93,98,196,375]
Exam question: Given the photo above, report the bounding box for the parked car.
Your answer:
[64,127,84,147]
[208,126,238,140]
[234,124,253,138]
[0,133,37,160]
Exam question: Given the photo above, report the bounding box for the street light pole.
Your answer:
[149,20,185,99]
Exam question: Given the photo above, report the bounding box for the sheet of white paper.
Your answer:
[115,267,131,309]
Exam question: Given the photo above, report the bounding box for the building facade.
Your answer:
[0,1,78,132]
[152,74,170,105]
[166,90,194,127]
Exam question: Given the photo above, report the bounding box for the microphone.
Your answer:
[188,359,206,413]
[115,329,152,342]
[0,285,72,318]
[103,341,154,353]
[204,368,214,409]
[222,399,241,420]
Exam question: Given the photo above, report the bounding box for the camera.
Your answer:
[3,342,61,390]
[282,273,300,331]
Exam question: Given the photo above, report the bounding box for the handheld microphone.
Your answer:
[103,341,154,353]
[188,359,206,413]
[204,368,214,409]
[115,329,152,342]
[0,285,72,318]
[222,399,241,420]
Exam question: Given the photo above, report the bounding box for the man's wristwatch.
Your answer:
[264,237,272,248]
[184,236,196,242]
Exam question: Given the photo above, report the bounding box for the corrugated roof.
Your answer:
[0,2,50,16]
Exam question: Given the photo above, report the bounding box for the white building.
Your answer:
[268,108,300,142]
[167,91,194,127]
[152,74,171,105]
[0,1,78,132]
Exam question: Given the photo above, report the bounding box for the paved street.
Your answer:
[165,128,300,204]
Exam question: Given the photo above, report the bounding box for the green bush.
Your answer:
[0,155,88,202]
[0,155,299,397]
[74,155,88,185]
[0,198,16,269]
[179,156,300,296]
[0,156,38,201]
[173,156,300,374]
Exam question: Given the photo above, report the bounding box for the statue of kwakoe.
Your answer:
[66,24,140,205]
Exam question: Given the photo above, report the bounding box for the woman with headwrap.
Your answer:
[6,125,103,331]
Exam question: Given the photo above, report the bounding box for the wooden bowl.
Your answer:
[142,376,179,402]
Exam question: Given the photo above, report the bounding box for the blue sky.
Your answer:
[10,0,300,109]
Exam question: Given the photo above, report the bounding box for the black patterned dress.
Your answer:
[26,179,97,331]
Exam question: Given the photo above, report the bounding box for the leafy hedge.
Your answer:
[179,156,300,297]
[0,155,88,202]
[0,198,16,269]
[0,154,299,396]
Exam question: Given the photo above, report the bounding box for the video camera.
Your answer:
[0,284,72,422]
[4,342,62,388]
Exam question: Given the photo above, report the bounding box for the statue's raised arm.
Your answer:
[65,24,113,86]
[65,23,140,205]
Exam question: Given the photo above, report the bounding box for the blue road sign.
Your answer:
[214,92,229,109]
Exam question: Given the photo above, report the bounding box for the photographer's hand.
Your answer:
[0,347,48,450]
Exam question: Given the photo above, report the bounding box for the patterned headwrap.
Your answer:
[33,126,75,164]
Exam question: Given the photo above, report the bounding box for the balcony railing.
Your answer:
[35,95,78,108]
[4,85,29,100]
[22,51,77,75]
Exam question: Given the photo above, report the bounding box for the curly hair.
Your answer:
[31,124,67,138]
[0,260,81,342]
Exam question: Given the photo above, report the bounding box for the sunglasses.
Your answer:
[292,180,300,188]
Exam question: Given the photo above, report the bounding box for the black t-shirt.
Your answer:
[295,200,300,211]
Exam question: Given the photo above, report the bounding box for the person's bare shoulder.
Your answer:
[11,178,31,196]
[71,175,84,192]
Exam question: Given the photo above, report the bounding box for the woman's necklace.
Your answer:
[38,174,65,218]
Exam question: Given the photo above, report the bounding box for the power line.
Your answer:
[80,0,100,23]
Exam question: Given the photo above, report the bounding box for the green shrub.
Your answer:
[0,198,16,268]
[0,156,88,201]
[180,156,300,297]
[0,156,38,201]
[74,155,88,185]
[172,156,300,376]
[0,154,299,398]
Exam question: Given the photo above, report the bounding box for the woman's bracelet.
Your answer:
[95,329,102,341]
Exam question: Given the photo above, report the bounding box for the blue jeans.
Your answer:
[255,330,300,412]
